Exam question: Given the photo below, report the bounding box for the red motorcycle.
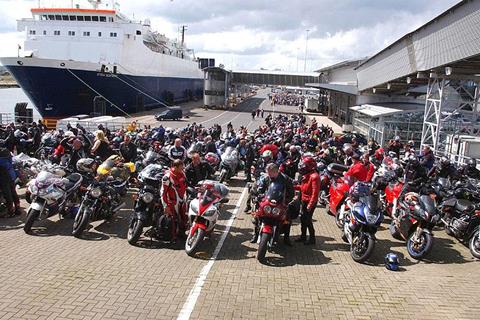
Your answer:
[384,175,404,218]
[254,181,288,263]
[325,164,349,228]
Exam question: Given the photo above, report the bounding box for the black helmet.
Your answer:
[466,158,477,169]
[440,156,450,167]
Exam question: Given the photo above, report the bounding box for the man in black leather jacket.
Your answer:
[251,163,295,245]
[185,152,215,187]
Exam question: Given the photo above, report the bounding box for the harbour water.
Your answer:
[0,87,41,121]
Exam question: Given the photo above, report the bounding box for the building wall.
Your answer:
[326,66,358,85]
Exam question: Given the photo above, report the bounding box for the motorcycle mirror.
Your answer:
[220,198,229,204]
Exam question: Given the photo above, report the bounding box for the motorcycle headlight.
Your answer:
[203,207,217,217]
[142,192,154,204]
[264,205,272,214]
[90,187,102,198]
[272,207,280,215]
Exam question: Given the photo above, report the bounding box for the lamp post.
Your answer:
[296,47,300,72]
[304,29,310,72]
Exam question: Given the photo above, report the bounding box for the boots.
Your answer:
[284,225,292,246]
[295,225,307,242]
[304,236,316,245]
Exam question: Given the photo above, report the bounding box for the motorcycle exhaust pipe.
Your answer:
[112,202,126,213]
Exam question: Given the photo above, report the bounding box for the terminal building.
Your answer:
[307,0,480,163]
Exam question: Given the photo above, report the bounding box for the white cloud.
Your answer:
[0,0,461,70]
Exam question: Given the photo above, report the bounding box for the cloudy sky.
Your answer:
[0,0,460,71]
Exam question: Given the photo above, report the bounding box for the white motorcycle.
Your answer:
[218,146,242,183]
[24,171,83,234]
[185,180,229,256]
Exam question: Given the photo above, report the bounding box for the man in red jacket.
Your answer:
[161,159,188,243]
[295,156,320,245]
[343,153,370,183]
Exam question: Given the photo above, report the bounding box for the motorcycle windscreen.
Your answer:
[139,164,164,181]
[144,151,160,163]
[266,181,285,204]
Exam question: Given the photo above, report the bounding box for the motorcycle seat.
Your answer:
[64,173,82,191]
[455,199,475,213]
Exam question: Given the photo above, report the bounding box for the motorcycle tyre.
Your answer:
[23,209,39,234]
[127,217,144,245]
[219,169,227,183]
[72,207,90,238]
[335,211,344,229]
[469,229,480,259]
[257,232,271,264]
[407,231,433,260]
[185,227,206,256]
[351,233,375,263]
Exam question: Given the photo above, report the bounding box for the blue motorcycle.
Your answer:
[341,182,384,263]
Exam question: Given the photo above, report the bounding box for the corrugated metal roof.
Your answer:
[315,58,368,73]
[356,0,480,91]
[305,83,358,95]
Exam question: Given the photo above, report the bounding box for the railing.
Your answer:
[0,113,36,125]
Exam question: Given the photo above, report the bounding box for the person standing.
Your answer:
[261,108,265,118]
[161,160,188,243]
[295,156,320,245]
[168,138,187,161]
[119,135,137,163]
[0,147,21,217]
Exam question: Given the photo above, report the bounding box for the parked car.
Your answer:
[155,107,183,121]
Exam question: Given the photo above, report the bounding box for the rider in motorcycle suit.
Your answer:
[404,155,428,192]
[244,150,275,213]
[343,153,370,183]
[237,138,255,182]
[161,159,188,243]
[250,163,295,245]
[295,156,320,245]
[459,158,480,180]
[281,145,301,179]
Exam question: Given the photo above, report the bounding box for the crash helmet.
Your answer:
[343,143,353,156]
[388,151,397,159]
[261,150,273,162]
[385,253,399,271]
[298,156,316,174]
[72,139,83,150]
[76,158,97,174]
[408,154,419,165]
[466,158,477,169]
[394,136,401,142]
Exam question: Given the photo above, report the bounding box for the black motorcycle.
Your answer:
[72,177,126,237]
[127,164,166,245]
[439,179,480,259]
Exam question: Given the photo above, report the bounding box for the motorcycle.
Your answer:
[127,164,166,245]
[439,179,480,259]
[185,180,229,256]
[72,157,134,237]
[341,182,383,263]
[254,180,288,263]
[389,191,441,259]
[23,170,83,234]
[219,146,241,183]
[325,163,349,228]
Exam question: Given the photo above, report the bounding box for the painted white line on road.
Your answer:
[198,110,229,125]
[221,113,241,126]
[177,186,248,320]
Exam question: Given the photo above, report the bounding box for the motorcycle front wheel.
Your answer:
[257,232,271,264]
[469,229,480,259]
[23,209,40,234]
[185,227,206,256]
[127,217,144,245]
[219,169,227,183]
[335,207,345,229]
[72,206,90,238]
[351,233,375,263]
[407,230,433,260]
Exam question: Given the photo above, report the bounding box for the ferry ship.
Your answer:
[0,0,204,121]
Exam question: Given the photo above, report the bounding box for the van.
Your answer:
[155,107,183,121]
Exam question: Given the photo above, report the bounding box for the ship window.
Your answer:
[136,30,142,35]
[43,30,47,35]
[83,31,90,36]
[62,15,69,21]
[69,15,76,21]
[68,31,75,36]
[48,15,54,20]
[108,17,114,22]
[54,30,61,36]
[77,16,84,21]
[100,16,106,22]
[85,16,92,21]
[29,30,36,35]
[110,32,117,37]
[55,15,61,20]
[98,32,102,37]
[92,16,99,22]
[41,15,47,20]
